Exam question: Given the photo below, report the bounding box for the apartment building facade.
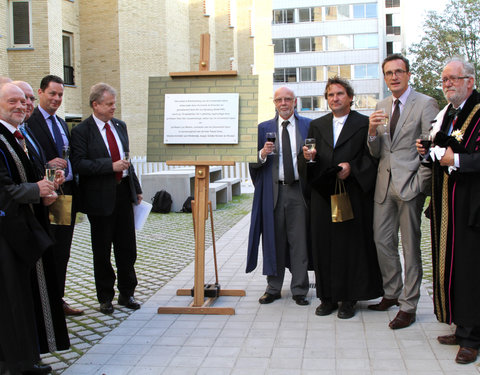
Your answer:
[1,0,274,155]
[272,0,404,119]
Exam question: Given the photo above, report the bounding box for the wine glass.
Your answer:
[305,138,316,163]
[62,145,70,160]
[123,152,130,161]
[380,108,390,136]
[419,133,433,160]
[266,132,276,155]
[45,162,59,197]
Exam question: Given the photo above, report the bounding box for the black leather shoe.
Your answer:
[99,301,114,314]
[118,295,141,310]
[258,292,281,304]
[315,300,338,316]
[21,363,52,374]
[292,295,309,306]
[338,301,355,319]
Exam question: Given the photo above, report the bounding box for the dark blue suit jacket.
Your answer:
[246,111,311,275]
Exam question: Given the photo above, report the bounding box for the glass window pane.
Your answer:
[273,39,283,53]
[301,97,313,111]
[339,65,351,79]
[366,3,377,18]
[316,66,324,81]
[367,64,378,78]
[325,6,337,20]
[12,2,30,45]
[299,38,312,52]
[286,68,297,82]
[274,69,285,82]
[355,65,366,78]
[354,34,378,49]
[300,67,312,81]
[327,35,352,51]
[63,35,71,66]
[298,8,311,22]
[273,10,283,24]
[313,7,322,21]
[286,9,294,23]
[366,94,379,108]
[353,4,365,18]
[327,65,339,78]
[285,38,296,52]
[337,5,350,19]
[314,36,323,51]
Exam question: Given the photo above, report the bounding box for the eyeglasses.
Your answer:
[274,97,294,104]
[440,76,470,84]
[384,69,407,78]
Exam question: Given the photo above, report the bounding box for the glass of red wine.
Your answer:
[266,131,276,155]
[419,133,432,159]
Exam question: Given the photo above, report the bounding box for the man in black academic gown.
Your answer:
[0,83,69,374]
[417,57,480,365]
[298,77,383,319]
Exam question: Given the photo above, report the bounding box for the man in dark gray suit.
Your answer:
[71,83,142,314]
[367,54,438,329]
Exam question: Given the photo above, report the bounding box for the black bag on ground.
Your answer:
[151,190,172,213]
[180,196,194,213]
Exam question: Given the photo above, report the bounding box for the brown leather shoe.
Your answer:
[63,301,84,316]
[438,334,458,345]
[455,347,478,364]
[388,310,416,329]
[368,297,399,311]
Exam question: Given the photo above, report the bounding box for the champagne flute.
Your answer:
[305,138,316,163]
[123,151,130,161]
[62,145,70,160]
[266,132,276,155]
[380,108,390,136]
[45,162,58,197]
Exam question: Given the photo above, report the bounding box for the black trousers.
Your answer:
[49,180,76,299]
[456,325,480,349]
[87,179,138,303]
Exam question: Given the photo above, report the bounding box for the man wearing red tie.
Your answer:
[71,83,142,314]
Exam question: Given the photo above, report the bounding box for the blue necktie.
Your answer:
[49,115,65,157]
[49,115,71,178]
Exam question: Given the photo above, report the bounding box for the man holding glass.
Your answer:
[247,86,311,306]
[417,57,480,365]
[28,75,83,316]
[367,54,438,329]
[71,83,142,315]
[299,77,383,319]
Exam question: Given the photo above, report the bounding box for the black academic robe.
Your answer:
[0,124,69,367]
[431,90,480,327]
[298,110,383,302]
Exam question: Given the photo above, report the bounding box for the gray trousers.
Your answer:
[266,183,309,296]
[373,182,425,313]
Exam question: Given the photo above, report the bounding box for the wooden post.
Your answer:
[199,34,210,71]
[157,161,246,315]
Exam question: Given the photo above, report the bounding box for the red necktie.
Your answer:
[13,130,28,155]
[104,123,122,181]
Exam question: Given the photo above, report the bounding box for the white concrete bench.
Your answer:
[216,177,242,201]
[208,182,228,210]
[141,166,223,212]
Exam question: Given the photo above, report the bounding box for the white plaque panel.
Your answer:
[164,93,239,144]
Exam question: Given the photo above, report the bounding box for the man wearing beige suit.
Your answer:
[367,54,438,329]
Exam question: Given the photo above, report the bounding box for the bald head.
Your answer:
[273,86,297,120]
[13,81,35,120]
[0,83,27,126]
[0,76,13,87]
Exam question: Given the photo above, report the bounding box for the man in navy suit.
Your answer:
[71,83,142,314]
[27,75,83,316]
[247,87,311,306]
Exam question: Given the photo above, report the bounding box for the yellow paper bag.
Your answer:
[49,194,73,225]
[331,179,354,223]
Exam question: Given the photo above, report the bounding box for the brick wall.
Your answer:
[147,75,259,163]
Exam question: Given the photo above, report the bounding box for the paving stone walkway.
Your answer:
[41,195,466,374]
[42,194,254,374]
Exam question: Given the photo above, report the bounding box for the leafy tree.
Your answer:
[407,0,480,108]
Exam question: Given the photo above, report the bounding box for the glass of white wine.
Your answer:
[380,108,390,136]
[305,138,316,163]
[45,162,59,197]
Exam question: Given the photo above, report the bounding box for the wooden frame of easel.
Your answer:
[157,161,246,315]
